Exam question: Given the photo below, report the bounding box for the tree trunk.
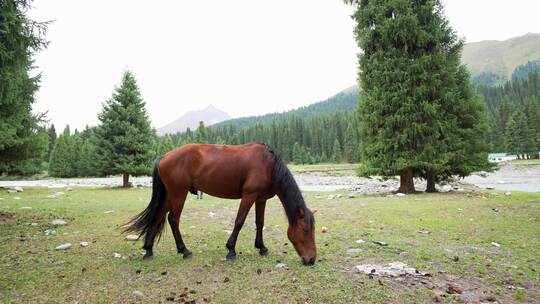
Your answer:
[398,167,415,194]
[425,170,437,193]
[123,173,130,188]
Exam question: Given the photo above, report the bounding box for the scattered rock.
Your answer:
[275,263,288,269]
[7,189,17,193]
[327,195,335,200]
[223,277,230,283]
[133,290,144,299]
[13,186,24,192]
[55,243,72,250]
[52,219,67,225]
[321,226,328,233]
[447,284,463,294]
[490,242,501,247]
[45,229,57,236]
[208,212,216,217]
[504,192,511,197]
[373,241,388,246]
[80,241,89,247]
[336,194,343,198]
[355,239,366,244]
[224,229,233,235]
[355,262,428,277]
[113,252,122,258]
[126,234,139,241]
[348,194,356,198]
[396,193,406,197]
[13,196,21,200]
[104,210,114,214]
[19,206,32,210]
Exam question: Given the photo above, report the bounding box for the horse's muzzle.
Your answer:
[302,257,315,266]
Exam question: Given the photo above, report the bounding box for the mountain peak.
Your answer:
[157,105,231,135]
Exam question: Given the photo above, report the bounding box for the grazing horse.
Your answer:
[125,143,317,265]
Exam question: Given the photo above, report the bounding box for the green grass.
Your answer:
[1,188,539,303]
[511,159,540,166]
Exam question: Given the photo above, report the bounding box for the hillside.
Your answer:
[212,86,360,130]
[157,105,230,135]
[462,33,540,83]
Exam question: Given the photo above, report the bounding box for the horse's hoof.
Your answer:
[259,248,268,256]
[183,251,193,259]
[143,254,153,261]
[226,252,237,260]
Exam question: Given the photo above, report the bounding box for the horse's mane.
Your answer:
[262,143,314,228]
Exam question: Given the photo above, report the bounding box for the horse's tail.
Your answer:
[123,157,167,242]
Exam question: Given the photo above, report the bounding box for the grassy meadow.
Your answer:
[0,187,539,303]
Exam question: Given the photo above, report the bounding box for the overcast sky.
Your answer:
[28,0,540,130]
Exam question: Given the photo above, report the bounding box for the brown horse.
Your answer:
[125,143,317,265]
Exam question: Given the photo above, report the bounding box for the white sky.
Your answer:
[28,0,540,130]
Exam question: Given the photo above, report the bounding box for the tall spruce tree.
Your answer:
[347,0,490,193]
[96,70,155,187]
[0,0,49,175]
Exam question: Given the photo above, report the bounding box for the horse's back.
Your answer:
[159,143,274,199]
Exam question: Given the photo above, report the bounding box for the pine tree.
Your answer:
[347,0,491,193]
[196,121,208,144]
[156,135,175,157]
[0,0,49,175]
[292,142,303,164]
[332,138,341,164]
[47,124,57,161]
[504,115,520,158]
[49,126,77,177]
[344,121,359,163]
[95,70,155,187]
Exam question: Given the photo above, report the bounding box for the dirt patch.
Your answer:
[353,263,516,303]
[0,211,15,221]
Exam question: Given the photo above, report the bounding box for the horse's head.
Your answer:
[287,207,316,266]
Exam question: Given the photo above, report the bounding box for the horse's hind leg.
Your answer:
[142,208,168,260]
[167,191,192,259]
[254,199,268,256]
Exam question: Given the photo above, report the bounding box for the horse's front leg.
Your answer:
[226,193,257,260]
[254,199,268,256]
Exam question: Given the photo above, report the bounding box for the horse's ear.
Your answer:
[312,209,317,215]
[297,207,305,219]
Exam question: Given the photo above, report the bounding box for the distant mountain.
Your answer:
[462,33,540,85]
[212,86,360,130]
[157,105,231,135]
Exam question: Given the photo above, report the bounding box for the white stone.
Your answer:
[504,192,511,197]
[126,234,139,241]
[275,263,288,269]
[13,197,21,200]
[104,210,114,214]
[19,206,32,210]
[80,241,89,247]
[355,262,426,277]
[355,239,366,244]
[396,193,406,197]
[55,243,72,250]
[13,186,23,192]
[491,242,501,247]
[113,252,122,258]
[133,290,144,299]
[52,219,67,225]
